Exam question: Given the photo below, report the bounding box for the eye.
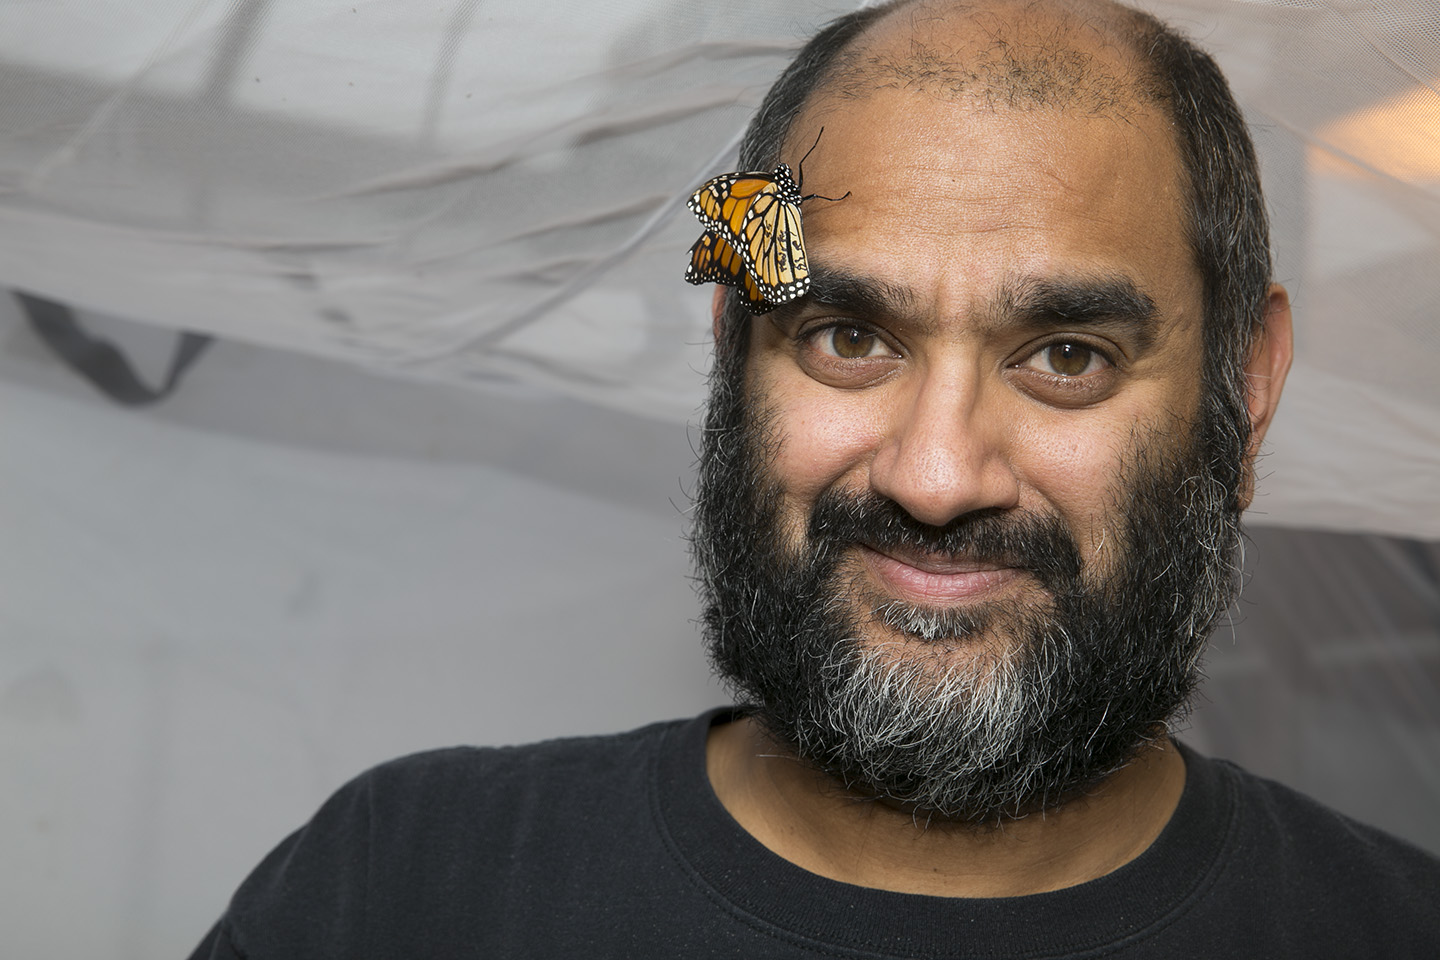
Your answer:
[791,321,901,388]
[1009,339,1120,407]
[1024,342,1110,378]
[818,324,889,360]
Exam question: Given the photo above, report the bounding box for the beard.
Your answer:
[691,323,1244,825]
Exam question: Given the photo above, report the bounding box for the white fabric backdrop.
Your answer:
[0,2,1438,956]
[0,0,1436,534]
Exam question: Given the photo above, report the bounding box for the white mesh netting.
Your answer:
[1,0,1437,535]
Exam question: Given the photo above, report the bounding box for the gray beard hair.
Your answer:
[813,593,1129,818]
[823,639,1038,802]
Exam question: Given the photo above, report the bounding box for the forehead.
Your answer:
[783,87,1197,333]
[770,0,1201,330]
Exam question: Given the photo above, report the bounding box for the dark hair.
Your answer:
[720,0,1272,504]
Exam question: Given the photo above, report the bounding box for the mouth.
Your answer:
[858,544,1025,604]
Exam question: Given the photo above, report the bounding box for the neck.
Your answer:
[705,715,1186,898]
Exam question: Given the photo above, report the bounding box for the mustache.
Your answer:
[806,490,1084,593]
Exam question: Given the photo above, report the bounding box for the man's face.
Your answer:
[757,90,1204,591]
[695,87,1242,821]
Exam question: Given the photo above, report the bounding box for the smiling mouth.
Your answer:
[858,544,1025,604]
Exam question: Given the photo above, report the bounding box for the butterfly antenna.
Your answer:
[797,127,826,187]
[796,127,850,204]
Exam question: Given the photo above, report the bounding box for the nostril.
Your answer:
[869,430,1020,529]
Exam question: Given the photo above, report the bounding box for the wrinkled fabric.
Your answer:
[1,0,1437,535]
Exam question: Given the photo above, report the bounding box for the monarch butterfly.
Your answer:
[684,131,847,314]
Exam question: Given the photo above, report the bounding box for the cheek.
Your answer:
[1006,412,1139,554]
[764,383,886,513]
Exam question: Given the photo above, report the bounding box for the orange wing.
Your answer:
[684,230,775,314]
[690,174,781,236]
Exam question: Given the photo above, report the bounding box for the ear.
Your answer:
[711,285,728,343]
[1238,284,1294,510]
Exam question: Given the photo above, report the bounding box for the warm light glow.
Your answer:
[1310,83,1440,181]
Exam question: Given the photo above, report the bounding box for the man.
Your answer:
[190,1,1440,956]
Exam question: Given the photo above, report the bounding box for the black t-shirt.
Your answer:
[191,709,1440,958]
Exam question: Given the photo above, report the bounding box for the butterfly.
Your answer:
[684,131,847,315]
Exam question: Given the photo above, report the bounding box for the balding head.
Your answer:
[740,0,1177,175]
[815,0,1168,118]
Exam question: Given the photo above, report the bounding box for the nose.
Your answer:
[867,370,1021,526]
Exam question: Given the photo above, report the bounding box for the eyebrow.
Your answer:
[780,265,1160,349]
[779,265,926,330]
[995,275,1159,348]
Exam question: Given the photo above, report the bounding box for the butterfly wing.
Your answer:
[688,173,775,236]
[685,230,775,314]
[739,187,809,304]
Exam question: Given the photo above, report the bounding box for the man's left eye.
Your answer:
[1026,342,1109,377]
[821,326,886,359]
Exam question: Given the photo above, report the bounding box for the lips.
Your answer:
[859,544,1023,603]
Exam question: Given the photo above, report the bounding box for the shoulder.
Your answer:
[293,715,693,861]
[1215,754,1439,877]
[208,716,698,959]
[1198,752,1440,946]
[359,717,679,809]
